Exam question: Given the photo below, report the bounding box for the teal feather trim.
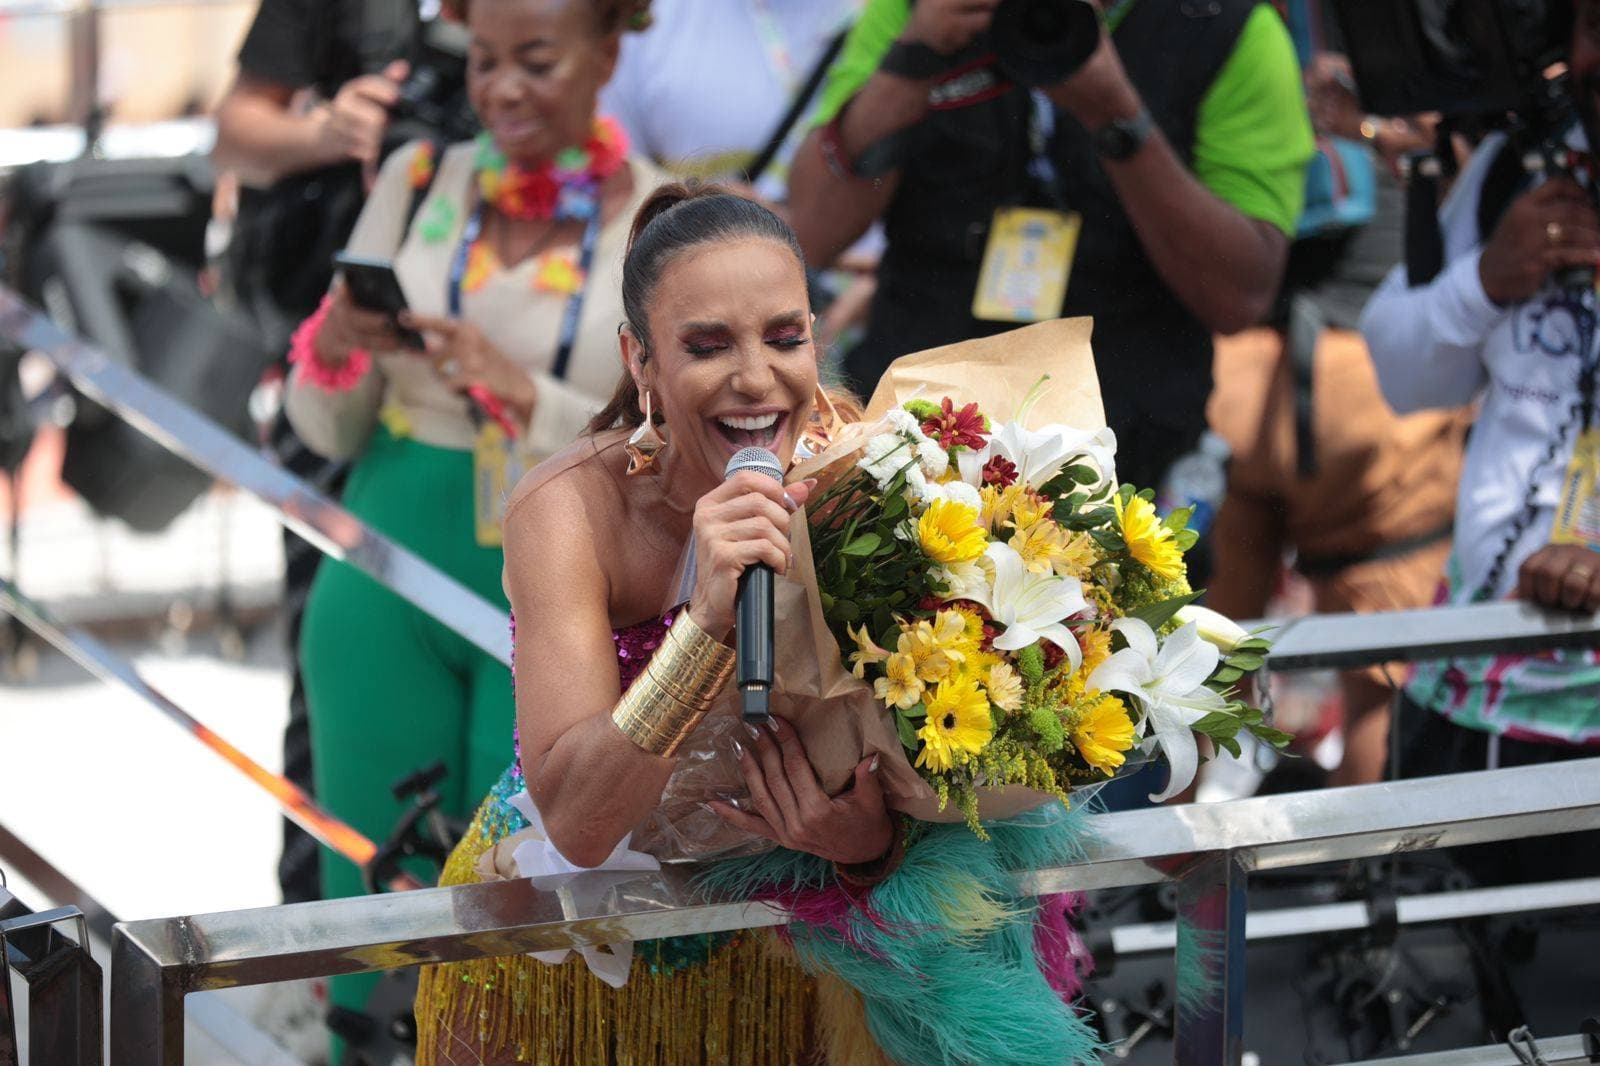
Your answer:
[697,801,1106,1066]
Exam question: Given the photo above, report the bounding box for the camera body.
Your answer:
[388,16,478,149]
[1328,0,1570,117]
[989,0,1102,87]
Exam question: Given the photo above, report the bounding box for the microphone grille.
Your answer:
[724,447,783,482]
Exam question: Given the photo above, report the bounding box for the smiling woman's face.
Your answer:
[466,0,619,166]
[634,237,818,487]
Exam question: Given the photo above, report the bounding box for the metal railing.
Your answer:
[0,286,512,666]
[104,759,1600,1066]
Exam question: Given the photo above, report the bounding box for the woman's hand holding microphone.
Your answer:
[686,471,895,866]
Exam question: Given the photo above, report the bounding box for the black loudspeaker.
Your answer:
[7,156,272,533]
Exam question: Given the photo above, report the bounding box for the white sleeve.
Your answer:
[1360,135,1508,414]
[283,142,425,460]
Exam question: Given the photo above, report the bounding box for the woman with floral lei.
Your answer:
[280,0,661,1043]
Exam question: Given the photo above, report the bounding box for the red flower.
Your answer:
[498,168,559,221]
[921,397,988,451]
[981,455,1018,488]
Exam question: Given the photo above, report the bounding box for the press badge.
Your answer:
[971,207,1081,323]
[473,422,528,547]
[1552,429,1600,550]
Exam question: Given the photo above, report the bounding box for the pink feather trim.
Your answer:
[1033,892,1093,1003]
[289,295,372,392]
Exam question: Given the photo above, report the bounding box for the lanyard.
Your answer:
[749,0,799,92]
[447,202,602,383]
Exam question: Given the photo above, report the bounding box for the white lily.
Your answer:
[1175,604,1251,654]
[961,541,1086,667]
[956,422,1119,491]
[1086,619,1230,803]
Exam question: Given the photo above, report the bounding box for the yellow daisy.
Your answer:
[918,498,988,565]
[1114,493,1185,581]
[874,651,924,710]
[1072,694,1137,775]
[987,661,1025,712]
[915,673,995,772]
[1078,625,1113,675]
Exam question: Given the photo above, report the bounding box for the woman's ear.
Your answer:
[619,322,650,389]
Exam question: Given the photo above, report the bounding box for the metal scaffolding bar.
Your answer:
[0,286,512,667]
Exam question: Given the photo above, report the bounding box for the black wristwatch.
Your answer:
[1092,107,1154,161]
[880,39,962,80]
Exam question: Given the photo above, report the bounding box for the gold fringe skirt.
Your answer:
[413,794,820,1065]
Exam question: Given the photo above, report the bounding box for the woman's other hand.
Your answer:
[687,473,815,639]
[1517,543,1600,612]
[709,716,894,864]
[317,279,400,365]
[402,312,540,423]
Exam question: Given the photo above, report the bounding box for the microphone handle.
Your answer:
[736,564,775,722]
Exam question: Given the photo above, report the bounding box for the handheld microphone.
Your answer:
[724,447,782,722]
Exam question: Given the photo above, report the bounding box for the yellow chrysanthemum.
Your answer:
[874,651,924,710]
[918,498,988,565]
[987,661,1024,712]
[1055,530,1099,581]
[847,623,889,679]
[1072,694,1137,775]
[915,673,995,772]
[901,609,974,682]
[1078,625,1113,675]
[1114,493,1185,581]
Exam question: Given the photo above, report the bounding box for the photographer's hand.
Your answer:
[402,312,539,425]
[1518,543,1600,613]
[901,0,1001,55]
[1479,179,1600,306]
[317,60,410,188]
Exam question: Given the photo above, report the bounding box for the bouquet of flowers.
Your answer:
[805,387,1286,834]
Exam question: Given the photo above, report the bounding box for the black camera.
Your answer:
[1329,0,1570,116]
[990,0,1102,87]
[389,17,479,148]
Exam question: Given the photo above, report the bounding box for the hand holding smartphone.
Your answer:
[332,251,427,350]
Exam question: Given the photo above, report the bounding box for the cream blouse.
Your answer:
[285,139,664,462]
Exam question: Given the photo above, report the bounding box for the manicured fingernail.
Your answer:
[765,716,780,734]
[744,723,762,740]
[869,755,880,773]
[697,802,714,813]
[782,492,798,511]
[729,797,745,810]
[733,739,745,757]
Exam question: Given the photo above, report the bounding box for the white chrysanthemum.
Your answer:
[923,478,982,511]
[859,433,914,489]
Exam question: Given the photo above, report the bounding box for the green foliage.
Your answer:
[904,399,942,422]
[1015,642,1045,686]
[1127,589,1203,632]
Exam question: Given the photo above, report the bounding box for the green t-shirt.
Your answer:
[811,0,1313,236]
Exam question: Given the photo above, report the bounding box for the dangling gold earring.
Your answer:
[800,384,844,453]
[625,387,667,476]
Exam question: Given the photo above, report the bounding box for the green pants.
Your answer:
[299,424,514,1041]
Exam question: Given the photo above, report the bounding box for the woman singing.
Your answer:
[414,185,898,1063]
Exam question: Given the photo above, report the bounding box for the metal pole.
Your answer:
[0,288,513,667]
[0,899,103,1066]
[1172,852,1247,1066]
[109,927,183,1066]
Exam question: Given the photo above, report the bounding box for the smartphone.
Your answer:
[332,251,427,350]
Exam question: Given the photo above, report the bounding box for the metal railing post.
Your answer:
[0,891,103,1066]
[1172,852,1248,1066]
[109,926,183,1066]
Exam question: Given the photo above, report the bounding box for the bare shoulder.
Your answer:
[502,434,631,597]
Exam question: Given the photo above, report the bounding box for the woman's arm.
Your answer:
[504,476,678,868]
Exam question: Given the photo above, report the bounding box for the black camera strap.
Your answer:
[743,25,850,185]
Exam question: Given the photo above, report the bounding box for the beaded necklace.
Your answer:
[474,115,629,223]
